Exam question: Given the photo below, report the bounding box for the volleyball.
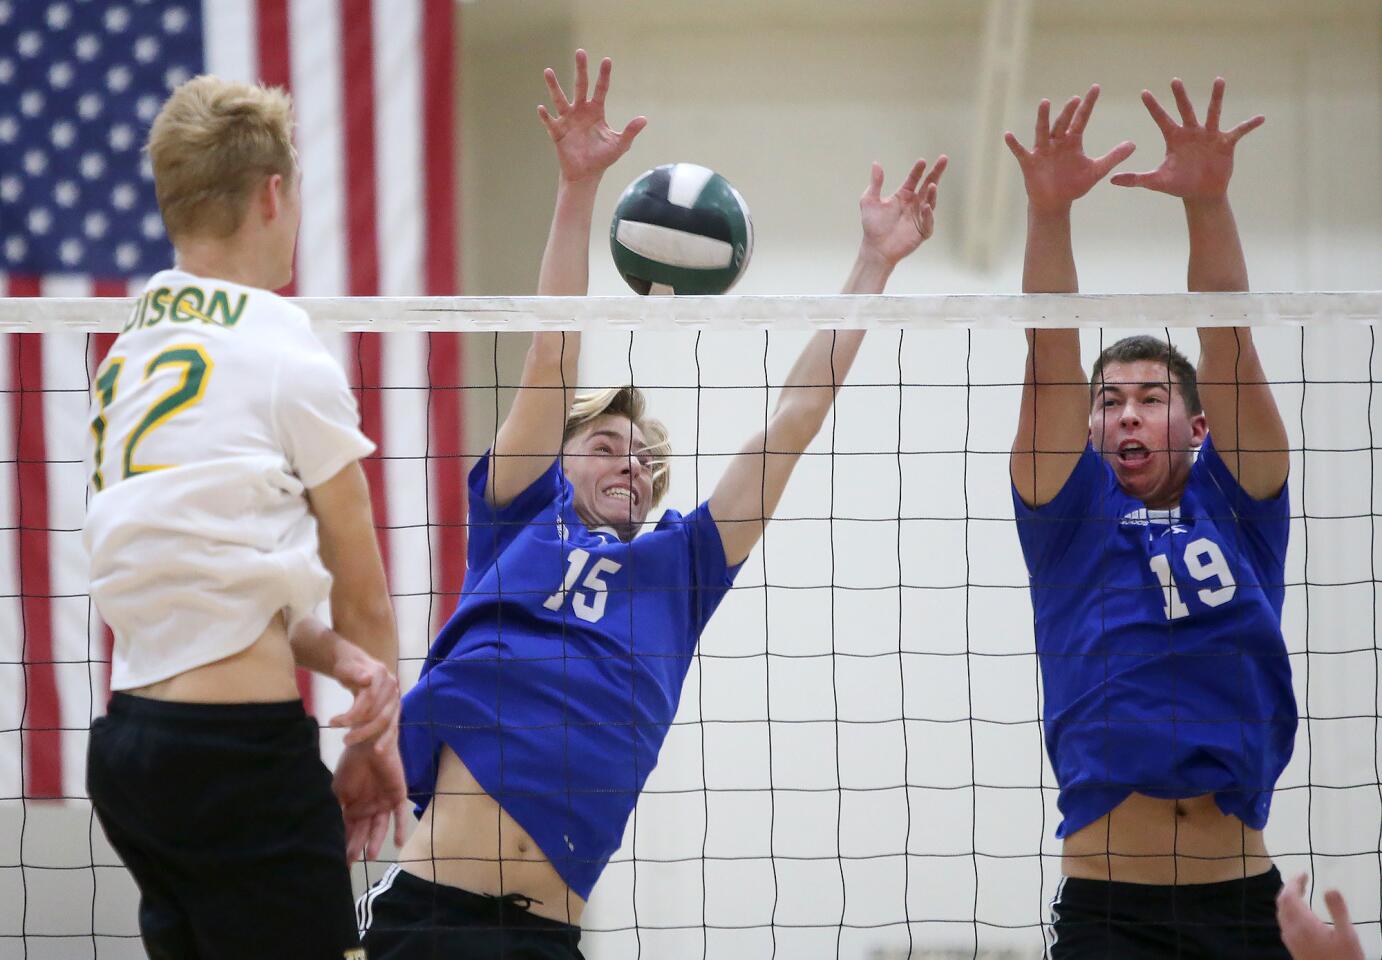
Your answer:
[609,163,753,295]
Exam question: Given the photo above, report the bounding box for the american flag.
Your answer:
[0,0,465,801]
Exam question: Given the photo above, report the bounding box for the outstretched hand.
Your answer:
[538,49,647,184]
[1005,84,1135,215]
[859,155,947,266]
[1110,77,1263,201]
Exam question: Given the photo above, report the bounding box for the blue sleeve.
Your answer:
[1194,434,1290,566]
[465,452,567,575]
[680,500,743,641]
[1011,444,1112,574]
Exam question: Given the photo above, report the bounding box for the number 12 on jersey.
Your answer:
[544,547,623,623]
[1148,537,1236,620]
[90,345,214,490]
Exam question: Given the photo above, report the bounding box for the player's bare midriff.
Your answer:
[126,613,301,704]
[398,744,587,926]
[1061,791,1272,884]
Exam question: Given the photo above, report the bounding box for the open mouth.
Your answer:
[1117,442,1150,465]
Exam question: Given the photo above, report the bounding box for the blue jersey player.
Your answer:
[1005,78,1294,958]
[358,50,948,959]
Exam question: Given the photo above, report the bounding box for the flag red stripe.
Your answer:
[8,277,63,798]
[340,0,390,665]
[428,334,464,632]
[256,0,292,89]
[423,0,464,631]
[354,334,391,578]
[340,0,380,298]
[257,0,298,299]
[422,0,457,297]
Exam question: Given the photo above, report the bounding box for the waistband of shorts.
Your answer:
[390,867,582,935]
[106,692,307,725]
[1058,865,1283,905]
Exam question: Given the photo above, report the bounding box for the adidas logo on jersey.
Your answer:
[1121,507,1187,533]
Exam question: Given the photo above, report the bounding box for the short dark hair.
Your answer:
[1089,335,1201,415]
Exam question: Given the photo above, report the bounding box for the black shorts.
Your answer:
[1048,866,1291,959]
[358,864,585,959]
[87,693,363,960]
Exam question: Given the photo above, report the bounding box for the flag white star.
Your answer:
[103,6,130,33]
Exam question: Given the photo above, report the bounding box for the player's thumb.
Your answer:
[619,116,647,149]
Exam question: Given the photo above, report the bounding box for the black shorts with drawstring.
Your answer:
[358,863,585,960]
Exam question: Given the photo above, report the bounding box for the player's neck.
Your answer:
[1138,489,1184,510]
[174,237,284,292]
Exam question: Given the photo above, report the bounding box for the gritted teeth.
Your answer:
[603,485,637,505]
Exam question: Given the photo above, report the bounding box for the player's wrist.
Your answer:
[853,243,898,272]
[331,642,376,688]
[844,245,897,294]
[1026,200,1074,223]
[556,170,605,194]
[1182,194,1232,216]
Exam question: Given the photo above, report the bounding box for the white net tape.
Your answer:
[2,291,1379,332]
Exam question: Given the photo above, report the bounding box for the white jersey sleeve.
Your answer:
[274,341,375,488]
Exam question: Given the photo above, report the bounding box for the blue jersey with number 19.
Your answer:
[400,453,741,900]
[1013,435,1295,839]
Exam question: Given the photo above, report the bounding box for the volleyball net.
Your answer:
[2,291,1380,959]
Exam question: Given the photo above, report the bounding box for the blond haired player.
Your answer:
[84,76,407,960]
[356,50,946,959]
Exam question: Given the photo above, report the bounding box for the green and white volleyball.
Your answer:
[610,164,753,295]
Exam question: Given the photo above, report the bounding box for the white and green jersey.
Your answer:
[83,269,374,691]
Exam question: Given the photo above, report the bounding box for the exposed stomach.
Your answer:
[398,744,586,926]
[125,612,300,703]
[1062,792,1272,884]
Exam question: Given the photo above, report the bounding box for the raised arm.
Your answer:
[1005,86,1135,506]
[710,157,946,567]
[1113,77,1287,499]
[488,50,646,507]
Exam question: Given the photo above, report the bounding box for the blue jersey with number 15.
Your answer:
[1013,435,1295,839]
[400,452,741,900]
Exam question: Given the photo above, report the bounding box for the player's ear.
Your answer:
[262,173,285,223]
[1190,412,1208,447]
